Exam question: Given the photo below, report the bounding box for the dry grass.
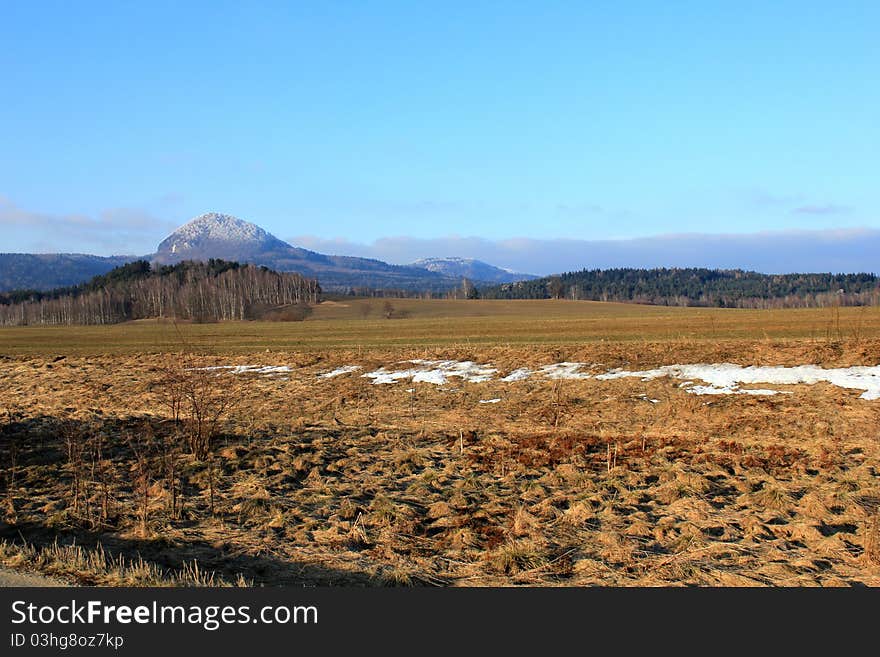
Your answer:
[0,299,879,355]
[1,301,879,586]
[0,539,248,587]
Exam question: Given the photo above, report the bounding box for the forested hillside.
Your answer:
[479,268,880,308]
[0,259,320,325]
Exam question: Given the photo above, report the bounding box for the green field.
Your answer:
[1,298,878,355]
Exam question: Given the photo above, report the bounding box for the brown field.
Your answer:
[1,298,878,355]
[1,299,879,586]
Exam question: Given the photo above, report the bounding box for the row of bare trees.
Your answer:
[0,263,321,326]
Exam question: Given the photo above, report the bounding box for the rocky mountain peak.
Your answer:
[156,213,286,255]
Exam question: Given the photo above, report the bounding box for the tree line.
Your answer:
[0,259,321,326]
[478,268,880,308]
[338,277,479,300]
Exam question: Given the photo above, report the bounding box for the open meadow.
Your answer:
[1,299,879,586]
[1,298,879,354]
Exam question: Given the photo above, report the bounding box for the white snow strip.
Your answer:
[318,365,362,378]
[479,398,502,404]
[686,385,789,396]
[407,359,498,382]
[190,365,292,377]
[233,365,292,376]
[413,370,448,384]
[597,368,666,381]
[501,368,533,382]
[362,360,498,385]
[596,363,880,399]
[192,360,880,400]
[362,367,422,385]
[539,362,592,380]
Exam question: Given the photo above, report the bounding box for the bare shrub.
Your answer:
[159,358,247,460]
[125,426,157,537]
[61,420,88,517]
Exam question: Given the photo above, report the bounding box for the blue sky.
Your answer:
[1,2,878,272]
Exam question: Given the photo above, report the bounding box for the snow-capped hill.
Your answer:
[2,211,537,293]
[413,257,475,273]
[156,212,288,256]
[149,213,465,291]
[410,257,536,284]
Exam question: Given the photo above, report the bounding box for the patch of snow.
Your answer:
[686,384,738,396]
[597,368,666,381]
[412,257,476,272]
[539,362,592,380]
[408,359,498,382]
[686,384,789,396]
[595,363,880,399]
[192,360,880,400]
[190,365,291,377]
[318,365,361,378]
[413,370,449,385]
[362,367,421,385]
[362,360,498,385]
[479,398,502,404]
[501,368,533,382]
[165,213,272,245]
[231,365,291,376]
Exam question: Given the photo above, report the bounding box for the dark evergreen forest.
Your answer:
[478,268,879,308]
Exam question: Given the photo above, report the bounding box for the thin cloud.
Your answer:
[741,189,854,217]
[0,197,176,255]
[287,228,880,276]
[3,196,876,275]
[793,204,852,215]
[742,188,805,208]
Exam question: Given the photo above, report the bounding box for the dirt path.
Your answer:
[0,567,67,587]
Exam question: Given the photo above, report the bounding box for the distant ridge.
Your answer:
[150,213,516,292]
[0,253,137,292]
[409,257,536,283]
[0,212,533,293]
